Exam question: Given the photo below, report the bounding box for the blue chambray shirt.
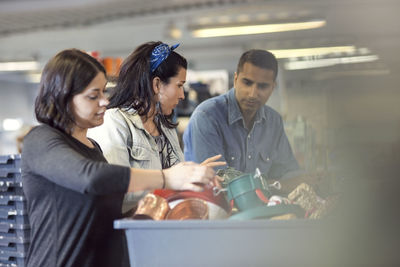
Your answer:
[183,88,299,179]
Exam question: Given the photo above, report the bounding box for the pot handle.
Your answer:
[213,187,227,196]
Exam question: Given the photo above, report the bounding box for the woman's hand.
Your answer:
[201,155,226,189]
[163,162,216,192]
[200,154,226,168]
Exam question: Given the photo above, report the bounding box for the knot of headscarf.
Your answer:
[150,43,179,73]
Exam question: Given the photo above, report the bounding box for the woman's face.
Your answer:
[71,72,109,130]
[157,67,186,116]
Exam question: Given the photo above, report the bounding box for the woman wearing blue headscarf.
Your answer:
[88,41,224,214]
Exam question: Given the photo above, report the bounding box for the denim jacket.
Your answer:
[88,108,184,212]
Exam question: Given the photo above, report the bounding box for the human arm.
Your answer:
[184,109,227,168]
[24,126,216,195]
[22,126,130,195]
[127,161,216,193]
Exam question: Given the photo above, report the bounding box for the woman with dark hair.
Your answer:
[22,49,216,267]
[88,42,224,213]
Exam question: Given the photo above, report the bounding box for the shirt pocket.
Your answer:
[259,152,274,176]
[226,152,241,168]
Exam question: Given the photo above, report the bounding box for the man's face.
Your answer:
[234,62,276,118]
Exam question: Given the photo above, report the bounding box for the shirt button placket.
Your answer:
[247,134,252,165]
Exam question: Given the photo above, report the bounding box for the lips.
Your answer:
[243,100,259,107]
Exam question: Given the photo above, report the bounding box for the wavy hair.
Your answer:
[35,49,106,134]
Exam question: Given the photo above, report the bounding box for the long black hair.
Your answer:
[108,41,187,129]
[35,49,106,134]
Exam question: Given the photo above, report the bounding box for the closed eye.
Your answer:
[242,78,253,86]
[87,95,99,100]
[257,83,270,90]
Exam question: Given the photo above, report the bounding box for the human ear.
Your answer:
[152,77,161,95]
[272,81,277,90]
[233,72,238,88]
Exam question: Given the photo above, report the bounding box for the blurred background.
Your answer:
[0,0,399,264]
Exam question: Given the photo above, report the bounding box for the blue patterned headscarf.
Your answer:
[150,43,180,73]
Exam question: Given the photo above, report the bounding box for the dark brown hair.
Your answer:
[35,49,106,134]
[237,49,278,80]
[108,41,187,129]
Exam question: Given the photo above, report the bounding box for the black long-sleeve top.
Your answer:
[22,124,131,267]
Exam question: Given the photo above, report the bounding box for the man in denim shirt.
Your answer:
[184,49,305,191]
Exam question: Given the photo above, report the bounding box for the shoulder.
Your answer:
[197,93,227,110]
[23,124,68,154]
[105,108,128,121]
[263,105,283,123]
[103,108,142,129]
[191,93,228,119]
[25,124,64,142]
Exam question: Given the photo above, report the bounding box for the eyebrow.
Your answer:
[257,82,270,86]
[88,83,108,92]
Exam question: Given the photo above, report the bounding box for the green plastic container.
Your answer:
[226,173,271,211]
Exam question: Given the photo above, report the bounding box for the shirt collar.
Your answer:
[227,88,267,126]
[122,108,146,130]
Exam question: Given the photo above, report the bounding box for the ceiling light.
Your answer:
[3,118,23,131]
[270,46,356,59]
[26,72,42,83]
[165,21,182,40]
[191,20,326,38]
[0,61,39,72]
[284,55,379,70]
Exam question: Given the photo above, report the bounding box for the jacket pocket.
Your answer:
[129,146,152,161]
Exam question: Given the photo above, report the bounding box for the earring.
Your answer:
[156,99,162,115]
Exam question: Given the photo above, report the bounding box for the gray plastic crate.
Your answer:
[0,258,24,267]
[0,215,29,226]
[0,242,29,254]
[0,224,29,234]
[0,174,22,185]
[0,155,21,171]
[0,195,26,211]
[0,251,25,267]
[0,209,26,220]
[0,184,23,195]
[0,233,29,244]
[114,219,328,267]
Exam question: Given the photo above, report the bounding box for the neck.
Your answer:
[141,114,160,136]
[71,126,92,147]
[243,112,256,130]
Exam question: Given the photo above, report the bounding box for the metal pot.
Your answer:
[132,193,170,220]
[166,198,209,220]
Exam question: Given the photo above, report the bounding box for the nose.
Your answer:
[248,84,257,98]
[179,87,185,100]
[99,95,110,107]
